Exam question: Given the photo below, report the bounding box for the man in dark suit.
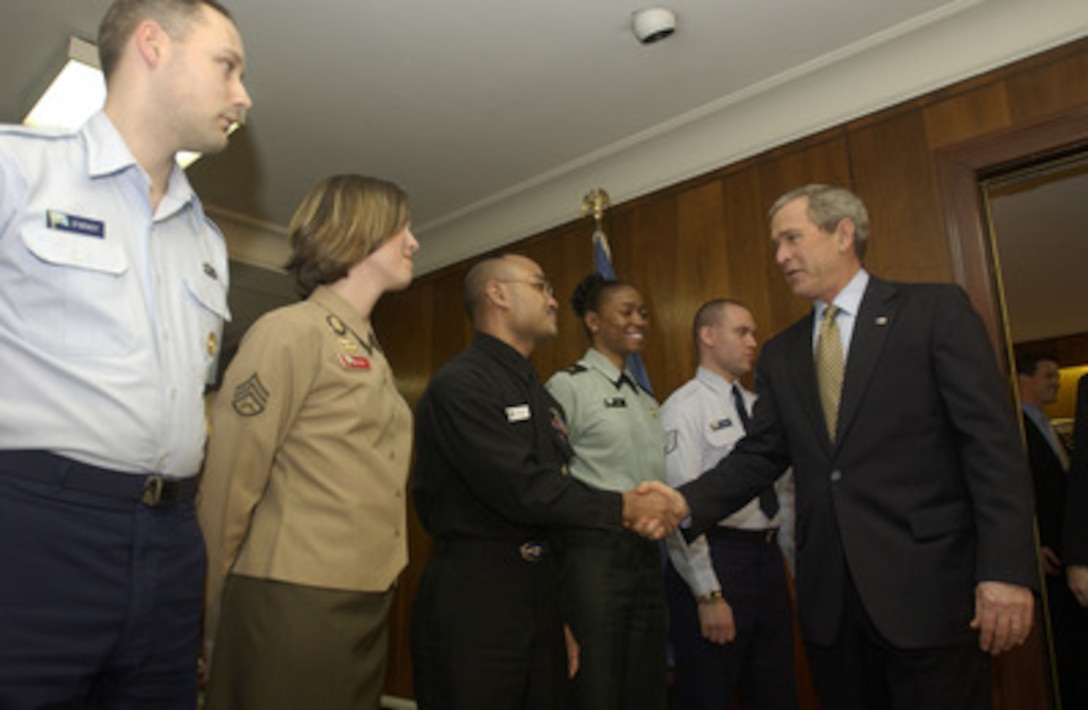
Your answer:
[1050,370,1088,706]
[672,184,1037,709]
[1016,353,1068,576]
[1066,373,1088,608]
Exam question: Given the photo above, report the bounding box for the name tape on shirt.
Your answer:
[506,404,531,422]
[46,210,104,238]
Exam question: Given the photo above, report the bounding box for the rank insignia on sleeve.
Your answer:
[665,430,678,454]
[339,353,371,370]
[232,373,269,416]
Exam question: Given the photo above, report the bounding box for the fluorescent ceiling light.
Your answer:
[24,36,211,168]
[24,37,104,130]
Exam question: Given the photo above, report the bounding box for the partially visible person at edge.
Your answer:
[668,184,1037,710]
[0,1,250,707]
[1065,373,1088,608]
[1017,354,1088,710]
[199,175,419,710]
[411,254,682,710]
[545,273,669,710]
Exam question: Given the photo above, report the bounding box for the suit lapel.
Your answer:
[835,278,899,447]
[781,312,831,453]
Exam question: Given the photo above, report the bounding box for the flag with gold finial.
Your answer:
[586,192,654,395]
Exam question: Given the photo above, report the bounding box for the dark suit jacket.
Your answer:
[1022,412,1068,556]
[1064,374,1088,567]
[680,277,1037,649]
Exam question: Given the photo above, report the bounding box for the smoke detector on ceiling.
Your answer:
[631,8,676,45]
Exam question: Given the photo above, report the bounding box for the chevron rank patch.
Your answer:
[232,373,270,416]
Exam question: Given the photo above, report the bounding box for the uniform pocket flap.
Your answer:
[184,269,231,321]
[21,229,127,274]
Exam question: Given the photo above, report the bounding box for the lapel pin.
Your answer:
[875,316,889,326]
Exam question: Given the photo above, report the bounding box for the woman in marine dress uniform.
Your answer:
[199,175,419,710]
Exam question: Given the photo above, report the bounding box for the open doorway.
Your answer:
[983,151,1088,710]
[936,110,1088,710]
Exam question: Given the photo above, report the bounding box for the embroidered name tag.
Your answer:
[604,397,627,408]
[46,210,105,238]
[506,404,531,422]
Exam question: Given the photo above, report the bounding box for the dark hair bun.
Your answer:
[571,273,608,317]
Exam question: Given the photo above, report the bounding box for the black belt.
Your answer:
[0,450,198,508]
[436,538,551,563]
[705,526,778,544]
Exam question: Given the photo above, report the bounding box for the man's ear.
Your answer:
[484,280,508,310]
[834,218,856,254]
[133,19,169,69]
[697,324,715,350]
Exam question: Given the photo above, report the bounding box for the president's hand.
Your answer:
[1068,565,1088,607]
[621,482,689,540]
[970,580,1033,655]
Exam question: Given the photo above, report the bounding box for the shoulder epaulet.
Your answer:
[565,364,588,375]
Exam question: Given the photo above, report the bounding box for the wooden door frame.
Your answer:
[935,106,1088,364]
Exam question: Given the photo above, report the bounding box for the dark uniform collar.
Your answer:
[472,333,538,385]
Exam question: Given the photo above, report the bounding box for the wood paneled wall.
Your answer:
[375,36,1088,705]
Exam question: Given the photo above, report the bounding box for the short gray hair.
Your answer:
[769,184,870,260]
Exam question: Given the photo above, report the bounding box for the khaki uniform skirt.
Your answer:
[205,575,394,710]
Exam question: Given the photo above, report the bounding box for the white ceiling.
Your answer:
[3,0,1087,349]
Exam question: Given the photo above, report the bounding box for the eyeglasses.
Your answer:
[499,278,555,297]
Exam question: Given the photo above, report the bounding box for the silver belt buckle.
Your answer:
[519,541,546,563]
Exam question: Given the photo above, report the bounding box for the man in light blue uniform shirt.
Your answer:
[662,299,797,709]
[0,1,251,707]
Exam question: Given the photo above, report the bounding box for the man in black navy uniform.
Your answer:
[410,253,682,710]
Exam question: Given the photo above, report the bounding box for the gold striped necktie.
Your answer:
[816,305,844,441]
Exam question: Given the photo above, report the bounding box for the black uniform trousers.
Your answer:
[562,528,667,710]
[665,529,797,710]
[411,539,566,710]
[0,451,203,710]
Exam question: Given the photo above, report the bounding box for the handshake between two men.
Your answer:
[621,481,690,540]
